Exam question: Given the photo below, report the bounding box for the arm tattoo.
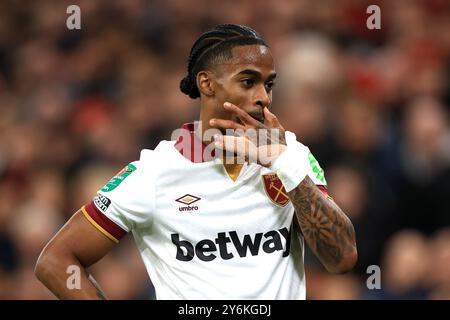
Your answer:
[289,176,356,270]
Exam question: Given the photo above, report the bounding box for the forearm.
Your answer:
[35,250,107,299]
[290,176,357,273]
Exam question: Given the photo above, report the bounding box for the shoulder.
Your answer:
[130,140,177,172]
[98,143,168,196]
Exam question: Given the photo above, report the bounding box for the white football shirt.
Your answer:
[81,122,328,299]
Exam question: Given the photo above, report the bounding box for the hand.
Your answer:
[209,102,287,167]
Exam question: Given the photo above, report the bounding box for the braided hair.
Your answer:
[180,24,268,99]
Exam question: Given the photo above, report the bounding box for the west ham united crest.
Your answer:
[262,174,290,207]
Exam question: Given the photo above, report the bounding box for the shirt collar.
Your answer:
[174,122,216,163]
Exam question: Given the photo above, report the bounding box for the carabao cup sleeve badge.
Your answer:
[101,163,137,192]
[262,174,290,207]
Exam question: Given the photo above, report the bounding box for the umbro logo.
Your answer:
[176,194,201,212]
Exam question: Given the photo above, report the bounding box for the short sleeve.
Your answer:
[81,151,155,242]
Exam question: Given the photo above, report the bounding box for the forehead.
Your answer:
[219,44,275,74]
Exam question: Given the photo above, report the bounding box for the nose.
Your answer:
[255,84,271,109]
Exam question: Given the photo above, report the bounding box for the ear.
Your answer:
[196,71,215,97]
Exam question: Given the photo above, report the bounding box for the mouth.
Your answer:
[249,113,265,123]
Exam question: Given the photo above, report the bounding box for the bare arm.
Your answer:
[35,210,117,299]
[290,176,357,273]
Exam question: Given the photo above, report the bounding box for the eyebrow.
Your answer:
[237,69,277,80]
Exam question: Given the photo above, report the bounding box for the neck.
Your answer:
[197,100,245,177]
[197,111,210,145]
[197,100,219,145]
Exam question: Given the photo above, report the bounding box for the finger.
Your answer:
[263,107,275,126]
[214,135,256,160]
[264,108,286,133]
[209,118,246,131]
[223,102,261,126]
[263,107,280,127]
[214,135,240,153]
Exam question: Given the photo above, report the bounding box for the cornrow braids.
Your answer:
[180,24,267,99]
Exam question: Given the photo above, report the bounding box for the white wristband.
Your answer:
[270,144,309,192]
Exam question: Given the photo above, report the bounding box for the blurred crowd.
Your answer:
[0,0,449,299]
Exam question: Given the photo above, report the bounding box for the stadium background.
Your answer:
[0,0,449,299]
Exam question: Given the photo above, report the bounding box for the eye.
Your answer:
[265,81,276,91]
[241,79,254,88]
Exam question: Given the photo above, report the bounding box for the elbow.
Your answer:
[327,247,358,274]
[34,247,58,283]
[34,251,50,282]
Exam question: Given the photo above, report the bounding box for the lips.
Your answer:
[238,114,264,124]
[250,113,265,123]
[233,109,264,124]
